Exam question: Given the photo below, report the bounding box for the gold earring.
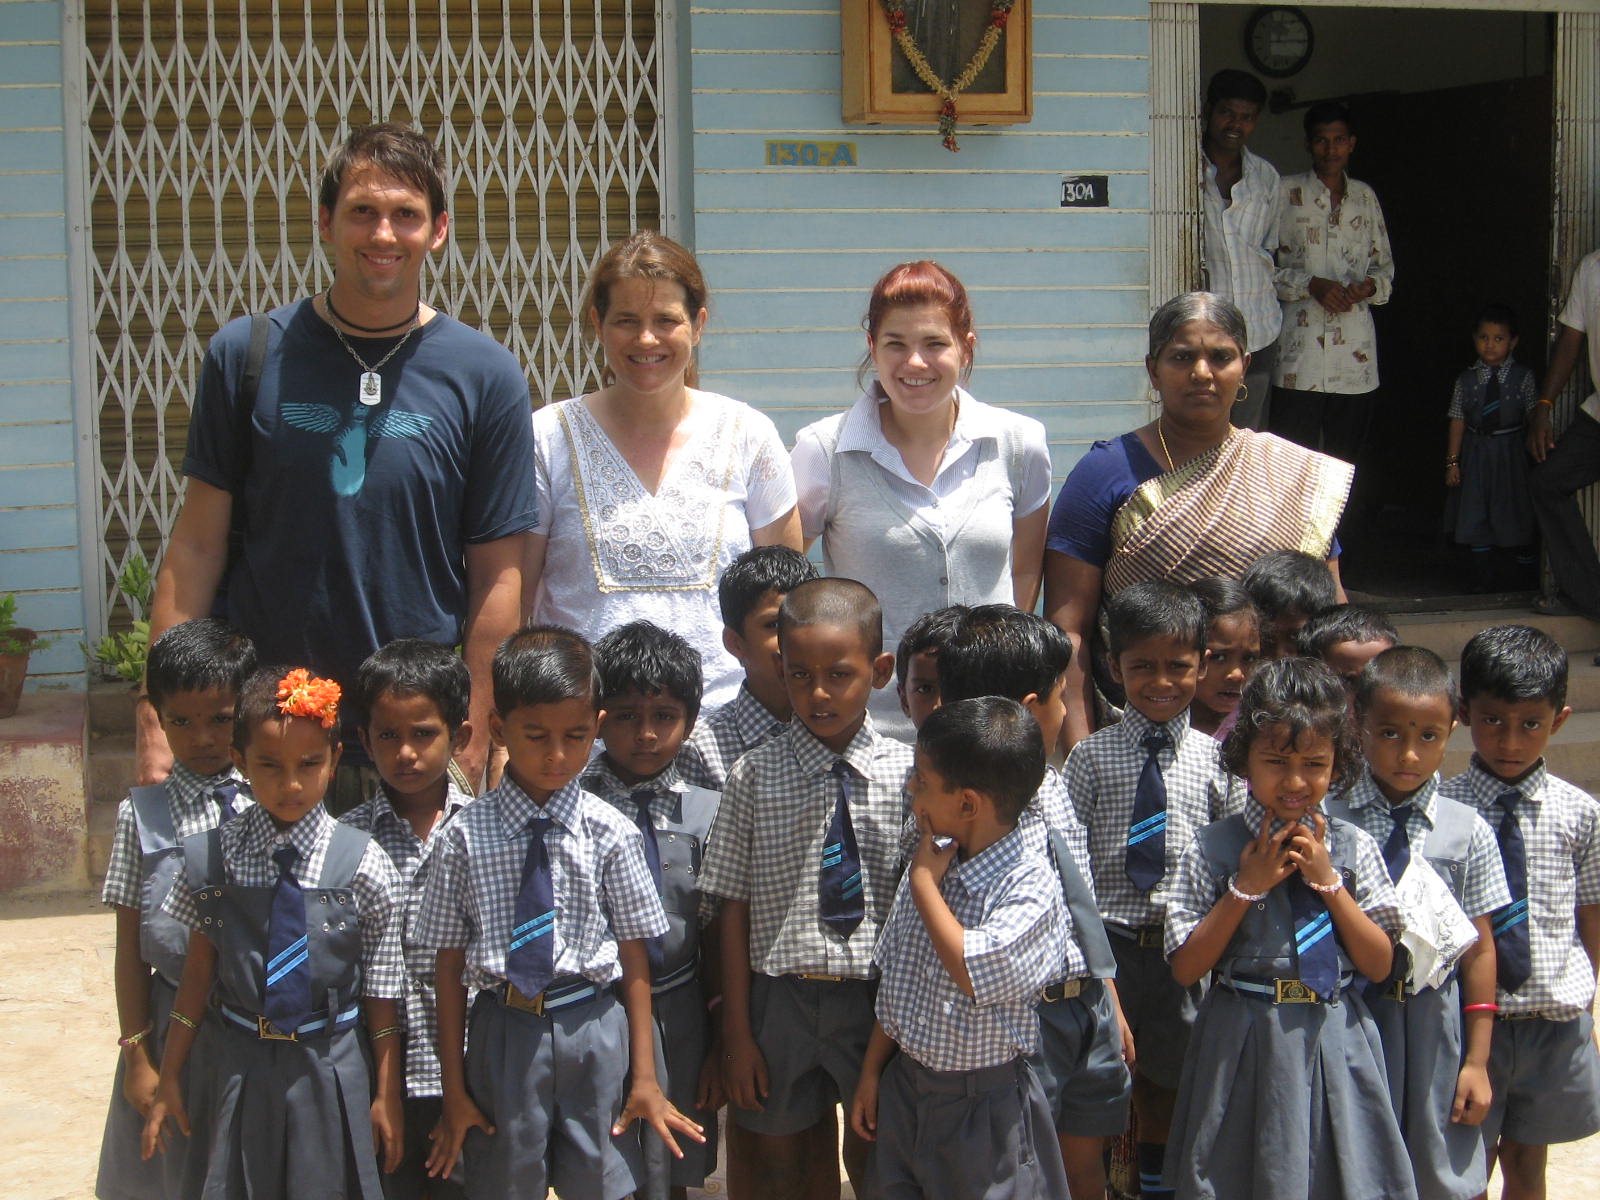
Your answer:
[1234,383,1250,403]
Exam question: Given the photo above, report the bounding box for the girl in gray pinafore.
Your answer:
[1160,659,1417,1200]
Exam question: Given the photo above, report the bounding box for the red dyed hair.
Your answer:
[858,260,976,387]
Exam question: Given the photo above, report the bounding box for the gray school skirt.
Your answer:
[1162,983,1417,1200]
[636,977,719,1197]
[97,974,184,1200]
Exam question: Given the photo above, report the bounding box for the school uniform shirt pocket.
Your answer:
[1528,852,1577,923]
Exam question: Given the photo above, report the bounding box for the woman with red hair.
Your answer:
[792,261,1052,739]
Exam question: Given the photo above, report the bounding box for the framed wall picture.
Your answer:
[841,0,1033,129]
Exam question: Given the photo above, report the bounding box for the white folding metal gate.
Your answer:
[72,1,666,633]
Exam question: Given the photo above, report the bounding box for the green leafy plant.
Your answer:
[0,593,56,657]
[87,554,155,682]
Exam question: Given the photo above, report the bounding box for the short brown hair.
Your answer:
[582,231,710,387]
[318,123,448,219]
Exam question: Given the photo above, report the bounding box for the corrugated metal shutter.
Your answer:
[80,1,662,626]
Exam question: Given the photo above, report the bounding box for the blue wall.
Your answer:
[688,0,1152,479]
[0,0,85,689]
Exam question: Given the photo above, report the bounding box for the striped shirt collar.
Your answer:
[1116,704,1190,752]
[237,800,334,863]
[494,775,585,838]
[788,712,891,782]
[1342,768,1440,826]
[1462,756,1549,804]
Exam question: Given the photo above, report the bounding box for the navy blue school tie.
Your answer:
[213,781,240,824]
[629,789,666,975]
[1492,792,1532,992]
[819,760,864,940]
[263,844,312,1032]
[1481,367,1502,426]
[1125,730,1171,892]
[507,816,557,997]
[1382,804,1413,884]
[1288,871,1340,999]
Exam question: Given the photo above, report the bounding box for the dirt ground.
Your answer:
[6,891,1595,1200]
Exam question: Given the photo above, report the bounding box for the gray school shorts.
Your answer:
[731,973,876,1137]
[1029,977,1133,1138]
[1482,1010,1600,1147]
[1108,930,1205,1090]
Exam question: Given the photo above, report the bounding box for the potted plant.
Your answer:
[0,594,54,719]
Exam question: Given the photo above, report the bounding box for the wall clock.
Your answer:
[1244,6,1314,79]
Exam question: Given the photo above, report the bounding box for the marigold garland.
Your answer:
[881,0,1017,151]
[276,668,342,728]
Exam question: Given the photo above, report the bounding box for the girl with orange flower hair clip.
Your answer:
[143,665,409,1198]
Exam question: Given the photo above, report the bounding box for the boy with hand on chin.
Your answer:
[700,577,914,1198]
[850,698,1070,1199]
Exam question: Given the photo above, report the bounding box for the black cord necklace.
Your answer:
[323,288,420,334]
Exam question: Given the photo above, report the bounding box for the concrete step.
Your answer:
[88,732,135,814]
[87,799,117,883]
[1390,607,1600,659]
[1443,710,1600,797]
[88,680,139,739]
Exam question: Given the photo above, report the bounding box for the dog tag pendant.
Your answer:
[359,371,382,406]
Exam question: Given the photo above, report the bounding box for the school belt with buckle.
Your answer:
[1222,974,1354,1004]
[218,1000,362,1041]
[1106,922,1164,949]
[500,976,602,1016]
[651,960,698,996]
[1039,977,1087,1003]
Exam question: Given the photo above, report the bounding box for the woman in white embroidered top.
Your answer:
[525,231,801,708]
[791,261,1052,740]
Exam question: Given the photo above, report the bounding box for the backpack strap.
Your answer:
[1050,828,1118,980]
[181,827,223,892]
[130,784,178,856]
[1424,795,1479,866]
[318,822,372,889]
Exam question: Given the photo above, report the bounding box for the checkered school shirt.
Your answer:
[339,780,472,1096]
[102,762,250,909]
[413,776,667,992]
[1163,795,1403,960]
[1338,770,1510,920]
[162,803,407,999]
[1440,759,1600,1019]
[699,715,913,978]
[1066,708,1238,929]
[875,828,1066,1073]
[678,685,787,790]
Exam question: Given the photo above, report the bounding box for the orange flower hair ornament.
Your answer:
[275,668,342,728]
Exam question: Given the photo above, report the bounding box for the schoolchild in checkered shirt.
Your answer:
[1064,582,1239,1198]
[1439,625,1600,1198]
[850,698,1070,1199]
[699,578,914,1199]
[340,638,475,1199]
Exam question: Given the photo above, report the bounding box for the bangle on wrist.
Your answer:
[1537,396,1554,407]
[1462,1002,1500,1014]
[1227,875,1267,904]
[170,1010,200,1031]
[1305,874,1345,895]
[705,994,723,1014]
[118,1022,153,1049]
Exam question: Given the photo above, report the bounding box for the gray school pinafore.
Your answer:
[178,822,382,1200]
[637,784,721,1198]
[1162,813,1417,1200]
[96,786,196,1200]
[1324,795,1487,1200]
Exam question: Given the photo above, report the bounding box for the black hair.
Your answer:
[896,605,970,691]
[234,665,342,750]
[352,638,470,732]
[1189,575,1260,632]
[593,620,704,723]
[1221,657,1362,789]
[1293,604,1399,659]
[492,624,601,714]
[1354,646,1460,718]
[937,604,1073,705]
[718,545,819,634]
[1459,624,1568,710]
[1149,292,1248,361]
[778,577,883,658]
[1241,549,1338,620]
[1105,580,1208,657]
[1304,99,1355,139]
[319,122,448,219]
[917,697,1046,826]
[1474,302,1520,340]
[145,617,257,713]
[1205,68,1267,110]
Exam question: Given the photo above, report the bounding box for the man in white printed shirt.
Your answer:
[1201,69,1281,431]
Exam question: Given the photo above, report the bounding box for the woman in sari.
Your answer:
[1043,292,1352,747]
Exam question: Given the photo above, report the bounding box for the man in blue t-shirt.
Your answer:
[139,124,536,794]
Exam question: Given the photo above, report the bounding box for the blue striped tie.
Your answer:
[819,760,864,940]
[1288,871,1339,998]
[1125,730,1171,891]
[1493,792,1532,992]
[507,816,557,997]
[213,782,240,824]
[263,844,312,1032]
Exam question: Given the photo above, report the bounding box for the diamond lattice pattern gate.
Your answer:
[80,1,662,630]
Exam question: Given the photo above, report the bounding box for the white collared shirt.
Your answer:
[1201,146,1282,352]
